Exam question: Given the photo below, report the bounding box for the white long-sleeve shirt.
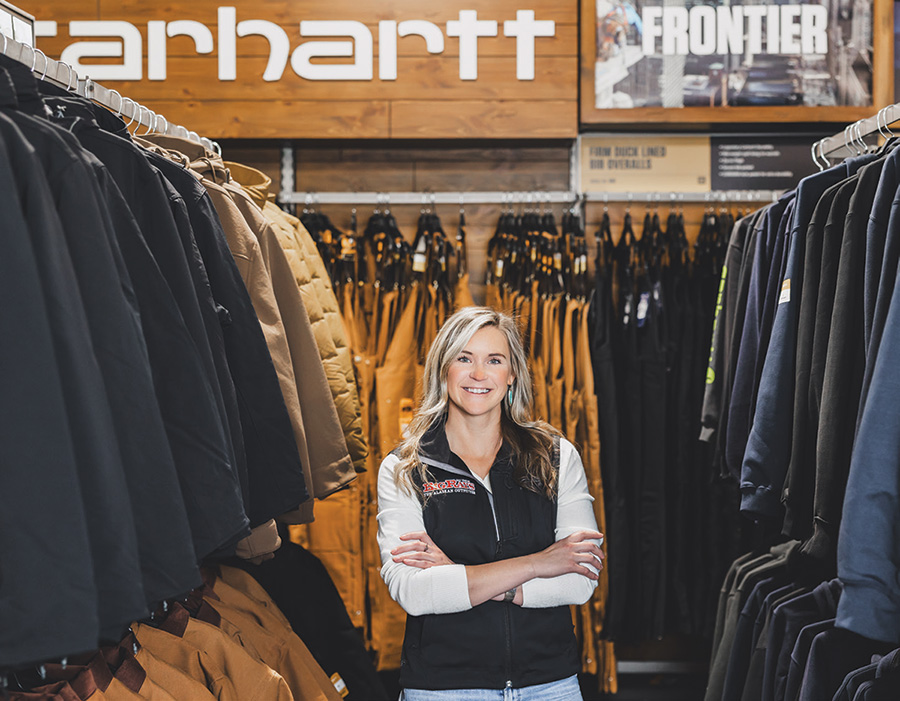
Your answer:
[376,437,601,617]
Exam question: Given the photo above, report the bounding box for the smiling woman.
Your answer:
[376,306,604,701]
[445,325,514,429]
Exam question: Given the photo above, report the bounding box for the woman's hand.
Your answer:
[530,530,604,580]
[391,531,455,569]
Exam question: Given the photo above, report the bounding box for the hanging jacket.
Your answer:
[225,162,368,474]
[224,182,355,498]
[0,130,102,670]
[133,140,309,530]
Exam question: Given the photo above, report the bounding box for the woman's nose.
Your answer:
[469,363,486,380]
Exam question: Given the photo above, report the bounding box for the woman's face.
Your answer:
[446,325,515,422]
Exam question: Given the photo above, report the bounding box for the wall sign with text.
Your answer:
[579,0,891,124]
[37,0,579,140]
[580,134,711,192]
[581,133,820,194]
[40,8,556,82]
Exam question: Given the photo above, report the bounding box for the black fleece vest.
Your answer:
[398,424,579,690]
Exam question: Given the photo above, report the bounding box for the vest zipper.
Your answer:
[490,489,512,687]
[504,606,513,687]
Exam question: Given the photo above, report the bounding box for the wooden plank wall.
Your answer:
[220,141,764,304]
[220,141,571,303]
[37,0,578,139]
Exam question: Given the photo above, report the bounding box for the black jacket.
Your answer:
[398,423,578,691]
[0,62,202,607]
[0,121,101,671]
[142,150,310,523]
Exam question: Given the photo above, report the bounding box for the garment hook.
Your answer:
[55,59,71,90]
[36,50,50,81]
[818,141,831,168]
[810,141,822,170]
[141,108,156,135]
[63,61,79,91]
[884,106,897,138]
[212,141,223,157]
[20,41,34,73]
[876,107,888,140]
[133,104,147,132]
[855,121,868,154]
[32,48,49,80]
[108,89,124,116]
[850,121,862,154]
[849,124,862,156]
[156,114,169,135]
[0,31,7,55]
[122,98,137,129]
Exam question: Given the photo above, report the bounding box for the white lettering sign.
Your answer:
[641,4,827,56]
[38,8,556,83]
[60,21,143,80]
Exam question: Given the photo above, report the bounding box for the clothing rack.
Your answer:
[813,103,900,165]
[0,29,220,154]
[279,190,782,207]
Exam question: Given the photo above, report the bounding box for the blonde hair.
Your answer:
[394,306,559,499]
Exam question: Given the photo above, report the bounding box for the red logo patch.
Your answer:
[422,479,477,495]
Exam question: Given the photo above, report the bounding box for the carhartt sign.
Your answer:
[37,7,556,82]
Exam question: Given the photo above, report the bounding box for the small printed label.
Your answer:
[422,479,477,496]
[495,258,504,276]
[412,253,427,273]
[330,673,349,698]
[637,291,650,326]
[779,279,791,304]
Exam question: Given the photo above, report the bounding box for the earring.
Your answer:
[507,385,514,407]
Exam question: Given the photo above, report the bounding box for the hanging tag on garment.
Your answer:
[779,279,791,304]
[637,292,650,327]
[495,258,505,277]
[413,238,428,273]
[330,673,350,698]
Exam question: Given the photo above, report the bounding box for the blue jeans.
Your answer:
[402,675,582,701]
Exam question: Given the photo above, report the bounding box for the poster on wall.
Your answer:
[591,0,874,111]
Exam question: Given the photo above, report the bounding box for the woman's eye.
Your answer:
[457,356,470,362]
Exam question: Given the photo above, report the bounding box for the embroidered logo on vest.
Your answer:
[422,478,477,495]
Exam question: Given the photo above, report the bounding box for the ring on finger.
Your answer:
[424,544,429,552]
